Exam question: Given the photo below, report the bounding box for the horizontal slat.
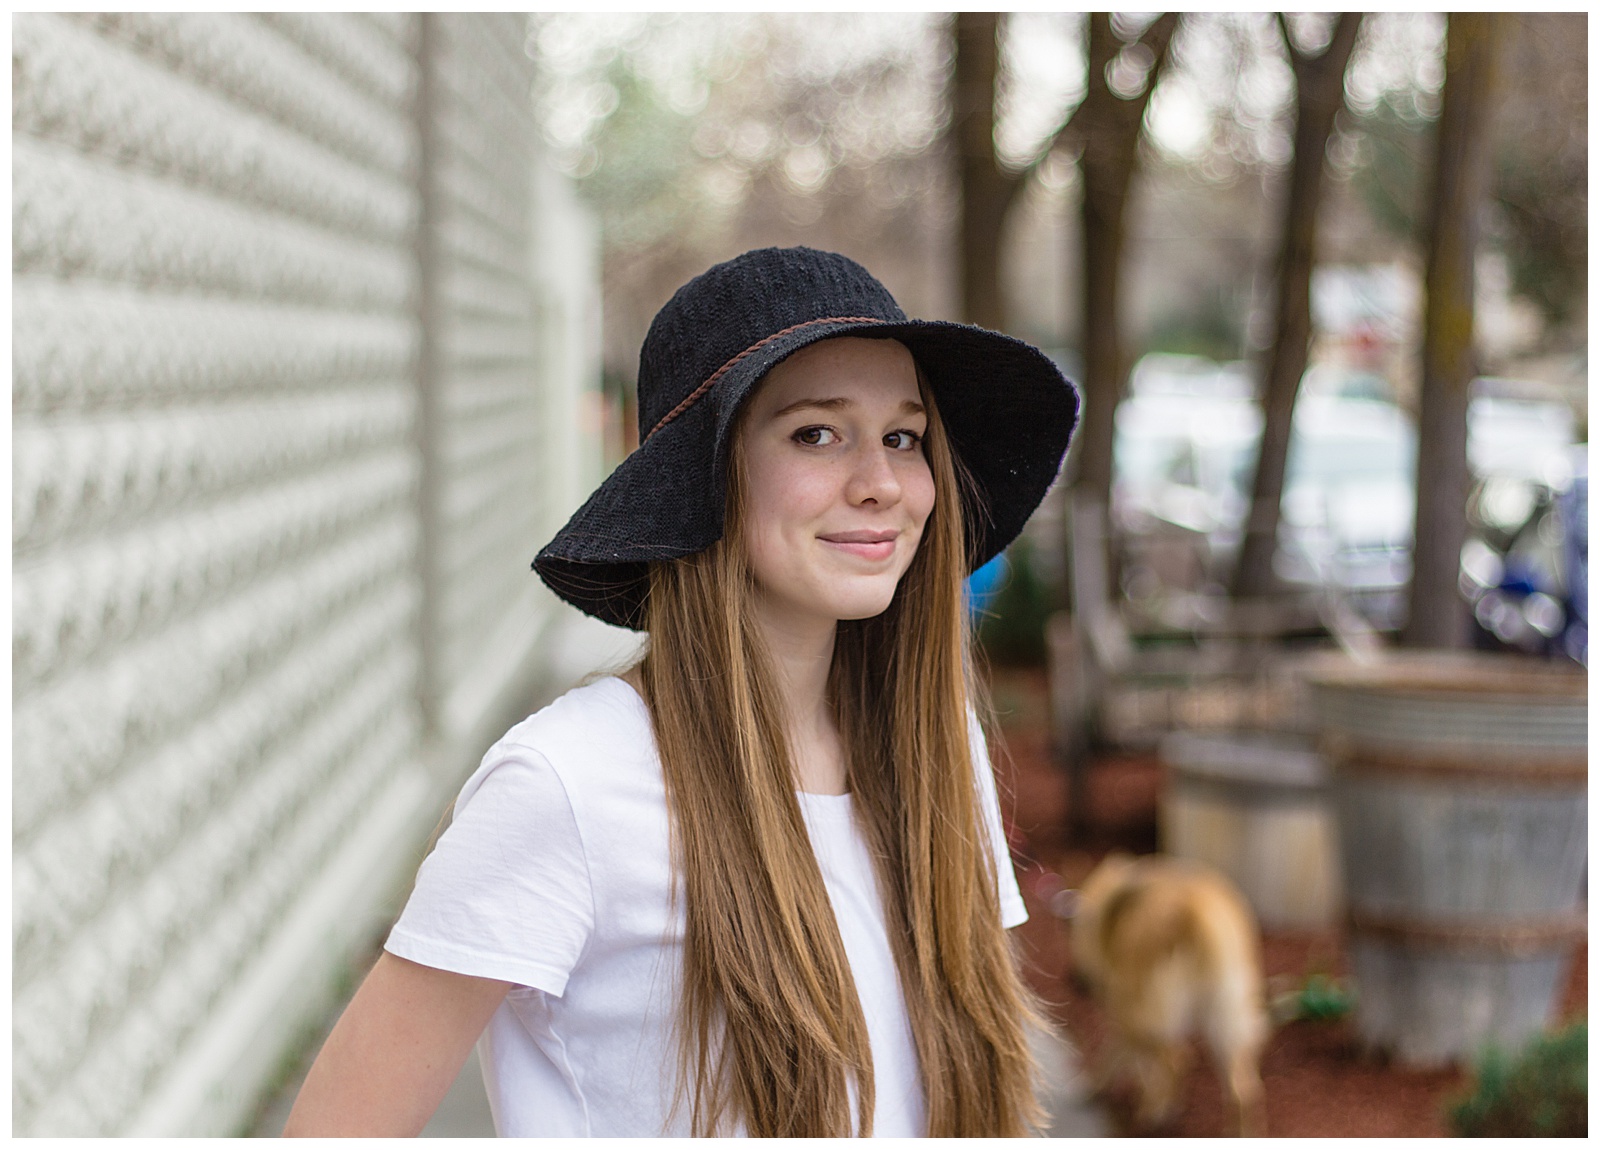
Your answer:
[13,515,417,839]
[12,278,416,413]
[14,14,415,245]
[14,585,417,993]
[16,662,417,1135]
[436,208,534,285]
[438,363,538,414]
[78,12,413,178]
[436,145,533,241]
[361,12,418,51]
[255,13,418,109]
[13,137,413,308]
[14,450,416,690]
[14,388,412,552]
[437,266,535,325]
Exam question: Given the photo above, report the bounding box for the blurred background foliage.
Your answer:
[529,12,1584,399]
[532,13,955,395]
[1349,16,1587,332]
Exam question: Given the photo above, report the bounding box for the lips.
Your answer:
[818,529,899,562]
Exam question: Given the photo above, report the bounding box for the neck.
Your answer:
[750,597,846,795]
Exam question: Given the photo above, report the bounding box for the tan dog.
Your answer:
[1069,852,1268,1136]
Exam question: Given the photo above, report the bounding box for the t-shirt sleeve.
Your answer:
[967,709,1028,930]
[385,748,595,996]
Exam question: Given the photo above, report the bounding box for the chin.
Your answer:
[835,602,895,622]
[758,571,907,628]
[825,583,901,621]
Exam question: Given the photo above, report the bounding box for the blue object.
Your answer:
[965,552,1009,622]
[1560,471,1586,664]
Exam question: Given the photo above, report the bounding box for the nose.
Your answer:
[845,442,903,507]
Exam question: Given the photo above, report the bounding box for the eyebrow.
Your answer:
[770,396,926,419]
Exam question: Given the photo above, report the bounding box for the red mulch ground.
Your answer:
[984,666,1588,1138]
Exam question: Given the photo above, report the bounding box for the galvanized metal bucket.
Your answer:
[1159,730,1341,930]
[1311,653,1587,1067]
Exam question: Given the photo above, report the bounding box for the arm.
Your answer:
[282,952,512,1136]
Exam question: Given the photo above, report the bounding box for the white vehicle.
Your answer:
[1111,355,1575,630]
[1112,354,1258,548]
[1273,395,1415,626]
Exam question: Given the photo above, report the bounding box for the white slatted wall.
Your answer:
[430,14,551,729]
[12,13,598,1135]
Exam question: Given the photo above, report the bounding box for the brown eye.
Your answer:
[885,430,923,451]
[794,426,838,446]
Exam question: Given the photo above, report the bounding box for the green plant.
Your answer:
[1268,971,1355,1025]
[1295,973,1354,1021]
[1446,1018,1587,1138]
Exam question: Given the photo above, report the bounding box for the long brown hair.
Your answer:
[637,374,1041,1137]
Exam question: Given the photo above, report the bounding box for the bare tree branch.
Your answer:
[1231,11,1365,599]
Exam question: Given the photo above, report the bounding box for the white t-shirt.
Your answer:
[385,676,1026,1137]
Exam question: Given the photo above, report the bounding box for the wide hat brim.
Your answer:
[535,317,1079,630]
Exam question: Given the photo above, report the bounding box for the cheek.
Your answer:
[905,462,936,531]
[743,456,835,532]
[738,456,831,571]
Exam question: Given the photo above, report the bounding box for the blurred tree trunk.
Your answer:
[1072,12,1179,508]
[1403,14,1510,648]
[953,12,1022,330]
[1231,13,1364,599]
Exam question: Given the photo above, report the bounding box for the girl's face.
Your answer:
[736,337,935,635]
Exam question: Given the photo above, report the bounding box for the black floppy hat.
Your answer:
[534,246,1079,630]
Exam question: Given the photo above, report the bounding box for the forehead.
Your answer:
[747,337,921,414]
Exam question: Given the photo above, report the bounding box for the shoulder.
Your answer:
[459,675,659,816]
[496,675,652,761]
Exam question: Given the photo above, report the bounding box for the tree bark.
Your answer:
[1072,12,1180,506]
[1231,13,1364,599]
[1403,14,1510,648]
[953,13,1022,330]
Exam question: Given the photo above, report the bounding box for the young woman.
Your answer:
[284,247,1078,1137]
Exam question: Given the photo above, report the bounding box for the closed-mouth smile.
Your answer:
[817,529,899,560]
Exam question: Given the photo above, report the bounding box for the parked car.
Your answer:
[1112,357,1414,625]
[1111,355,1258,588]
[1111,355,1579,634]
